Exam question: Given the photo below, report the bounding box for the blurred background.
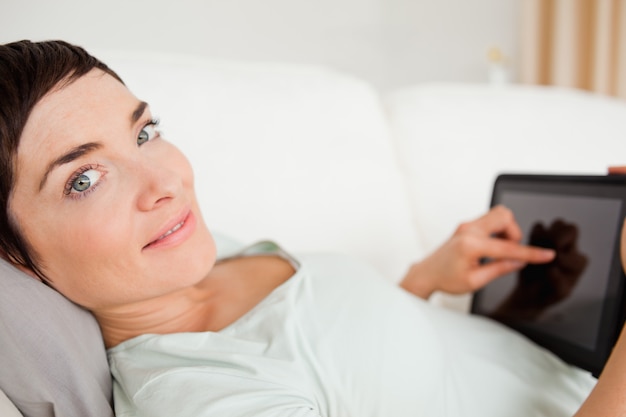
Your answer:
[0,0,515,92]
[3,0,623,96]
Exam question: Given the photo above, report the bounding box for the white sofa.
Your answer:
[2,50,626,416]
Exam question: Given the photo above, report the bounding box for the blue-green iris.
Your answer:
[73,174,91,192]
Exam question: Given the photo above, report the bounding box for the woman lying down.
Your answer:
[1,40,623,417]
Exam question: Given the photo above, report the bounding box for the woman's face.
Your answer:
[8,70,216,310]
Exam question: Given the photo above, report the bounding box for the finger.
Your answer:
[480,239,556,264]
[608,166,626,175]
[471,205,523,241]
[469,259,527,290]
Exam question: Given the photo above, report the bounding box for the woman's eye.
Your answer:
[68,169,102,194]
[137,121,160,145]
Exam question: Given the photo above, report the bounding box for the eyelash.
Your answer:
[138,118,161,145]
[63,164,104,200]
[61,118,159,201]
[145,118,160,129]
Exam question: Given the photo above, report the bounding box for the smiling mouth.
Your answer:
[156,221,185,241]
[143,211,193,250]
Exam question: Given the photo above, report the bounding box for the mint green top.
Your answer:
[109,246,595,417]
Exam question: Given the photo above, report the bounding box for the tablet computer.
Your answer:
[471,174,626,377]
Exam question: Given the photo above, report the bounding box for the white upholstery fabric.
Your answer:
[387,83,626,255]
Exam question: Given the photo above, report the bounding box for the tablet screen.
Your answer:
[471,175,626,376]
[475,192,621,350]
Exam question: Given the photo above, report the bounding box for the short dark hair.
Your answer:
[0,40,123,280]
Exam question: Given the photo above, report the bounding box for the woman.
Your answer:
[0,40,622,416]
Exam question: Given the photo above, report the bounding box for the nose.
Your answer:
[135,161,183,211]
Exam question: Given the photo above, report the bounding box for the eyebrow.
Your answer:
[131,101,148,125]
[38,142,102,192]
[37,101,150,192]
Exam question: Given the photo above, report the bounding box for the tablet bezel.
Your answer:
[471,173,626,377]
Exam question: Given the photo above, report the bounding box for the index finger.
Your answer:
[480,238,556,264]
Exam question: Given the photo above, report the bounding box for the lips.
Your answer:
[155,220,185,241]
[143,209,195,250]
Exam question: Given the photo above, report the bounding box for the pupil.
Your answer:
[73,174,90,192]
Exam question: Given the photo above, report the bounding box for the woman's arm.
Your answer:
[574,324,626,416]
[400,205,555,299]
[576,169,626,415]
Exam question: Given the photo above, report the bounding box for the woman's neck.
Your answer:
[94,255,295,349]
[94,282,216,349]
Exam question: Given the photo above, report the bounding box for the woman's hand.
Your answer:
[400,205,556,299]
[608,166,626,175]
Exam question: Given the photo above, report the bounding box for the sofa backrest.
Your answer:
[387,84,626,255]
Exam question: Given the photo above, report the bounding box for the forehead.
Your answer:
[17,69,138,162]
[19,70,136,157]
[11,70,140,200]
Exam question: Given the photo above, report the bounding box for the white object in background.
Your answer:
[487,46,510,85]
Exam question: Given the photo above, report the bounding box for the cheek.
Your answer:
[37,217,140,307]
[24,203,134,274]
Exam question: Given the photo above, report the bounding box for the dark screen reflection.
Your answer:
[491,219,588,322]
